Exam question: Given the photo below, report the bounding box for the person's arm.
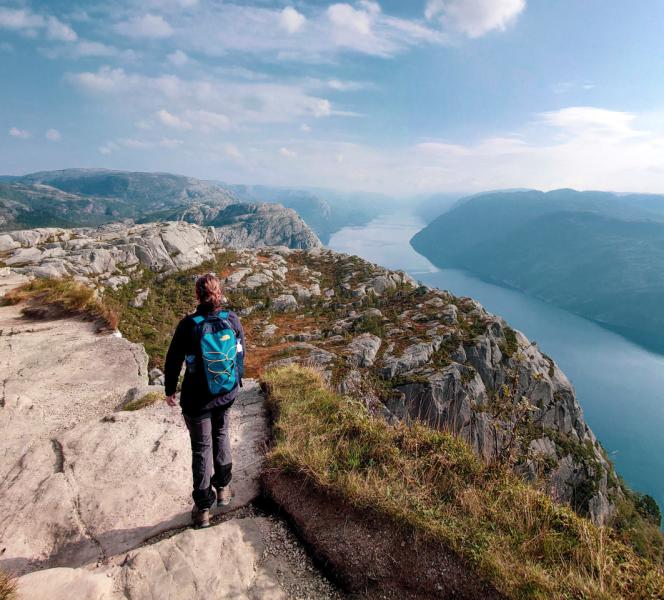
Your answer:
[164,317,190,405]
[230,312,246,381]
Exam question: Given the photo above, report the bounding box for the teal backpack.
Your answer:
[186,311,241,397]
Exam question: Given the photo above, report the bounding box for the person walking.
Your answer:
[164,273,245,528]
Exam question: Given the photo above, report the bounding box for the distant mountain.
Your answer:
[224,184,398,243]
[0,169,399,245]
[0,169,238,230]
[0,169,321,249]
[411,189,664,353]
[409,192,464,223]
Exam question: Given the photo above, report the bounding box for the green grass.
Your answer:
[263,364,664,600]
[2,277,118,328]
[123,391,163,411]
[0,570,16,600]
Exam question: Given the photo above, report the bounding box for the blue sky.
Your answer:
[2,0,664,194]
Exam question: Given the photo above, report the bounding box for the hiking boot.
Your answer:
[216,485,232,507]
[191,506,210,529]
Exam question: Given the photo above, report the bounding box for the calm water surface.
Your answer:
[329,212,664,512]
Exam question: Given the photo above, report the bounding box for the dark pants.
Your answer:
[184,404,233,509]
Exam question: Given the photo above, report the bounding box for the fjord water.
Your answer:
[329,212,664,513]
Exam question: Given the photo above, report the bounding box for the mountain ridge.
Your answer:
[411,188,664,353]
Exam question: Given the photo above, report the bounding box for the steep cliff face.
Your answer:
[211,248,618,524]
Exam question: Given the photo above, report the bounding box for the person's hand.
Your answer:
[165,394,178,407]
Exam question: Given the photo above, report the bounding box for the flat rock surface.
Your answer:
[0,273,268,576]
[16,515,343,600]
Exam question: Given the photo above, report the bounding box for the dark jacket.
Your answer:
[164,304,246,417]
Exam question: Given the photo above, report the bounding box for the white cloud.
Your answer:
[68,66,129,92]
[46,16,77,41]
[188,105,664,195]
[9,127,30,139]
[539,106,643,139]
[115,14,173,39]
[0,8,44,30]
[313,99,332,117]
[167,49,189,66]
[325,78,370,91]
[279,7,306,33]
[76,40,120,57]
[45,128,61,141]
[98,140,121,154]
[300,123,312,133]
[69,67,340,126]
[41,39,136,60]
[328,3,372,36]
[156,109,192,130]
[224,143,242,159]
[159,137,183,149]
[551,81,596,95]
[120,138,153,149]
[168,3,444,61]
[0,7,77,41]
[184,109,231,131]
[425,0,526,38]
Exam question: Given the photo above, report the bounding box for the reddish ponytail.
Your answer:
[195,273,223,308]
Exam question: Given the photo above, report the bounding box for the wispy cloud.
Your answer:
[67,66,351,126]
[115,14,173,39]
[9,127,31,139]
[45,128,62,141]
[425,0,526,38]
[0,7,77,41]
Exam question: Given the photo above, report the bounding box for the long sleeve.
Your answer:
[164,317,190,396]
[229,312,246,379]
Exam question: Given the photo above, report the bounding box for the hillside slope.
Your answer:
[411,189,664,353]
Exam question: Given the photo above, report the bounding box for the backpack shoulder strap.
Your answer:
[192,315,205,325]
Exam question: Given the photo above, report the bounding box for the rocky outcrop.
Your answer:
[0,218,319,283]
[207,203,322,250]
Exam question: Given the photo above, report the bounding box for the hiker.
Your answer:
[164,273,245,529]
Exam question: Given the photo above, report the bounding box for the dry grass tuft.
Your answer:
[0,569,17,600]
[2,277,118,329]
[123,391,163,411]
[263,363,664,600]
